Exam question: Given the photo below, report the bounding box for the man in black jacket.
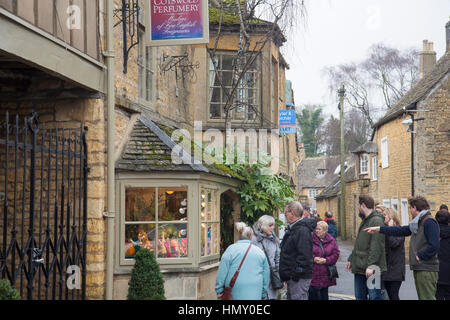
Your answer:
[280,201,317,300]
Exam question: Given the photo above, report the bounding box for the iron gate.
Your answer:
[0,112,88,300]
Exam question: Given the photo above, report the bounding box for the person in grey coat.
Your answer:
[252,215,282,299]
[382,208,406,300]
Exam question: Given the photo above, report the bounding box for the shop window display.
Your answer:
[125,187,188,260]
[200,189,219,257]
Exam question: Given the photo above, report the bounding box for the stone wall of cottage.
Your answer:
[414,75,450,211]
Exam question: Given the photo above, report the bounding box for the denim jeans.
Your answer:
[354,274,383,300]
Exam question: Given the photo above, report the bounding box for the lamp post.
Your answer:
[338,85,346,240]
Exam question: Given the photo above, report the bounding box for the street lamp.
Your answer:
[338,85,346,240]
[402,110,428,197]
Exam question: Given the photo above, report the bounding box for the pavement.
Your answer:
[281,238,419,300]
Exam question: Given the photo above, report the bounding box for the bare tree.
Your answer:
[323,43,419,127]
[208,0,306,150]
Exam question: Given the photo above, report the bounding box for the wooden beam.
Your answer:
[0,88,102,102]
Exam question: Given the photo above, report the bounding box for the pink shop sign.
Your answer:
[149,0,209,46]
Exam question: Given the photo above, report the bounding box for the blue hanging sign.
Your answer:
[279,110,297,134]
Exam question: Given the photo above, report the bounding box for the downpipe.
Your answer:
[105,0,115,301]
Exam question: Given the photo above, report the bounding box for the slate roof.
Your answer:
[316,165,357,200]
[351,141,378,154]
[373,50,450,129]
[116,114,243,180]
[297,156,340,189]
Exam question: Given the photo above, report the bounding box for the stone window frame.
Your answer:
[360,153,369,175]
[208,51,261,122]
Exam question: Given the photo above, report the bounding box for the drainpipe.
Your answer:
[410,112,415,197]
[105,0,116,300]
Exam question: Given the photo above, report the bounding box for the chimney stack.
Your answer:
[419,40,437,79]
[446,21,450,52]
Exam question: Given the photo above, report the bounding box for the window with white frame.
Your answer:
[372,156,378,181]
[200,188,220,257]
[308,189,319,199]
[391,198,399,213]
[360,154,369,174]
[382,199,391,208]
[124,187,188,260]
[401,198,409,225]
[209,52,260,121]
[381,137,389,168]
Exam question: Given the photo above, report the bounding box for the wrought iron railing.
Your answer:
[0,112,88,300]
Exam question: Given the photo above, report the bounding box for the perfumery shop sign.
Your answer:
[149,0,209,46]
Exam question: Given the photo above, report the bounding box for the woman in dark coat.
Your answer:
[435,210,450,300]
[309,221,340,300]
[382,208,406,300]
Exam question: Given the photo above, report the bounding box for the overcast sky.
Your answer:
[283,0,450,118]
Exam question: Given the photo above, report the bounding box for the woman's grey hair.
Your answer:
[235,222,253,240]
[255,215,275,233]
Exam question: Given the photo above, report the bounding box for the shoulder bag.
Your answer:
[318,238,339,280]
[221,244,252,300]
[260,241,283,290]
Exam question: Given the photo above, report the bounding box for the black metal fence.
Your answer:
[0,112,88,300]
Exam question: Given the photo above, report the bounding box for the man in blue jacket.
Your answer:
[365,196,440,300]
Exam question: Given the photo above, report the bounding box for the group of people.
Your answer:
[215,202,340,300]
[214,194,450,301]
[360,195,450,300]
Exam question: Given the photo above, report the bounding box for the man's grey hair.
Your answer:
[255,215,276,233]
[285,201,303,218]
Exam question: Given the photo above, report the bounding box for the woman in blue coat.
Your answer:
[215,222,270,300]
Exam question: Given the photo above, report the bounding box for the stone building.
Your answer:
[0,0,300,300]
[316,22,450,244]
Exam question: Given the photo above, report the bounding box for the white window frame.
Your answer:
[360,153,369,174]
[308,189,319,199]
[208,51,261,122]
[371,156,378,181]
[381,137,389,169]
[391,198,399,213]
[382,199,391,208]
[199,186,220,261]
[401,198,409,226]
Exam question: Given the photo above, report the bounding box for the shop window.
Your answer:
[200,188,220,257]
[124,187,188,260]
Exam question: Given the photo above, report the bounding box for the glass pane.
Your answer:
[210,103,222,119]
[124,224,156,259]
[221,71,233,87]
[207,190,212,220]
[201,189,207,221]
[211,87,221,103]
[157,223,188,258]
[201,223,206,256]
[213,190,218,220]
[206,224,212,256]
[158,188,188,221]
[125,188,155,222]
[212,223,219,255]
[222,54,234,70]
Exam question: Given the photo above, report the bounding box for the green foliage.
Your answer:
[297,106,325,157]
[127,249,165,300]
[228,153,295,226]
[0,279,20,300]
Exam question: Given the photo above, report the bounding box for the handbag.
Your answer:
[318,238,339,280]
[260,241,283,290]
[221,244,252,300]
